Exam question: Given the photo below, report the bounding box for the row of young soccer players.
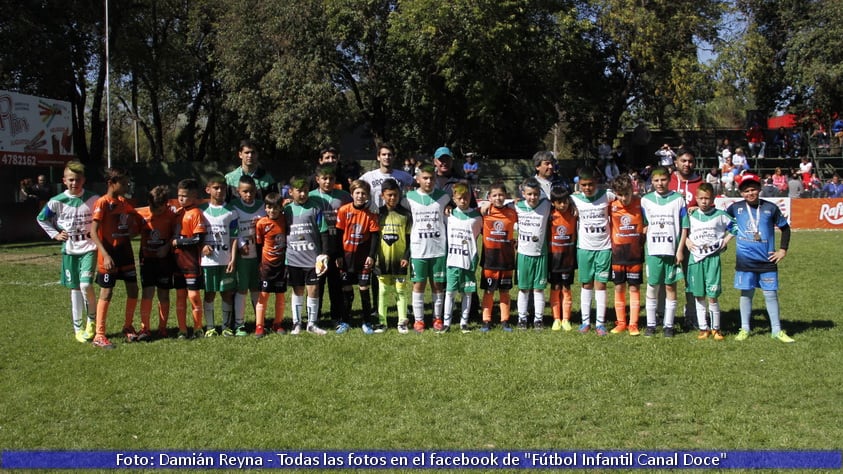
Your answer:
[37,160,792,349]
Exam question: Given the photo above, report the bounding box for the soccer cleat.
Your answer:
[578,323,591,334]
[664,327,675,338]
[177,332,188,340]
[75,330,89,343]
[611,322,627,334]
[501,321,513,332]
[83,320,95,340]
[433,318,444,332]
[460,324,470,334]
[481,322,491,333]
[413,321,425,333]
[595,325,608,336]
[290,323,302,335]
[551,319,563,331]
[272,323,286,335]
[122,326,138,343]
[533,319,544,331]
[561,320,573,331]
[697,330,710,340]
[235,325,248,337]
[362,323,374,335]
[373,324,387,334]
[307,324,327,336]
[735,329,749,341]
[772,330,795,343]
[517,319,528,330]
[192,328,205,339]
[205,328,218,338]
[137,329,152,342]
[397,321,409,334]
[439,325,450,333]
[712,329,724,341]
[628,324,640,336]
[92,335,115,349]
[222,328,235,337]
[335,322,350,335]
[644,326,656,337]
[254,325,266,339]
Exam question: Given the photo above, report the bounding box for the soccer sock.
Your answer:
[255,292,269,328]
[594,289,606,326]
[343,289,354,320]
[517,291,529,322]
[709,301,721,330]
[306,297,319,326]
[234,292,247,327]
[158,300,170,332]
[614,289,627,325]
[629,290,640,327]
[81,283,96,322]
[695,297,708,330]
[763,290,782,334]
[645,285,658,327]
[412,292,425,322]
[499,292,511,322]
[188,290,203,330]
[359,289,372,324]
[664,298,678,328]
[461,294,472,325]
[204,301,215,329]
[274,295,286,327]
[433,292,444,320]
[443,291,455,326]
[124,297,138,329]
[550,290,561,320]
[562,287,572,321]
[482,292,494,322]
[250,291,259,313]
[533,290,545,324]
[95,299,110,338]
[291,293,304,325]
[739,289,754,332]
[175,289,187,332]
[378,277,389,323]
[580,288,593,326]
[395,280,408,325]
[70,289,84,332]
[221,300,233,329]
[140,298,153,332]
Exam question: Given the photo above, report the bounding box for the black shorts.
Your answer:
[480,269,514,291]
[172,272,203,291]
[548,270,575,286]
[341,269,371,287]
[260,263,288,294]
[287,266,322,287]
[140,256,175,289]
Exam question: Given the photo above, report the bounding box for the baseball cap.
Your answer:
[434,147,453,160]
[738,173,762,189]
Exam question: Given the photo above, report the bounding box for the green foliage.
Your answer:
[1,231,842,455]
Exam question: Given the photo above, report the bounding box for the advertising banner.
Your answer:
[0,89,74,167]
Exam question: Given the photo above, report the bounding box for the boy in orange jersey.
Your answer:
[171,179,207,339]
[136,185,178,339]
[336,180,381,333]
[479,182,518,332]
[609,174,646,336]
[253,192,288,338]
[89,168,142,349]
[548,186,578,332]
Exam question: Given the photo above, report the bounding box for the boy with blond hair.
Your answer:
[37,160,99,343]
[443,183,483,332]
[515,178,552,330]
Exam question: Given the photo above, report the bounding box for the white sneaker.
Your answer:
[290,323,302,335]
[307,324,326,336]
[397,321,409,334]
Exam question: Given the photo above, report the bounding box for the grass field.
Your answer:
[0,231,840,471]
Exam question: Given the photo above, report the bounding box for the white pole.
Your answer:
[105,0,112,168]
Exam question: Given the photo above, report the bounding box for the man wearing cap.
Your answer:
[726,174,794,343]
[225,139,277,200]
[360,143,414,213]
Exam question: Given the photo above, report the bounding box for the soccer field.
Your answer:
[0,231,840,468]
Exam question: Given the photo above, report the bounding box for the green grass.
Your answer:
[0,232,840,471]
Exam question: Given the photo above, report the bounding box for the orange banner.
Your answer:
[790,198,843,229]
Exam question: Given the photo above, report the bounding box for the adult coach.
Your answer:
[726,174,794,343]
[225,139,277,200]
[360,143,414,212]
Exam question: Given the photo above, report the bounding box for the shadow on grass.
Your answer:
[719,309,833,336]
